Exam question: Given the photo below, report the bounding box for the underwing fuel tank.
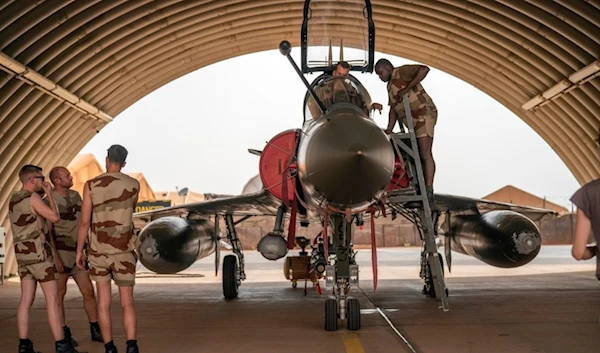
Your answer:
[448,210,542,268]
[137,217,216,274]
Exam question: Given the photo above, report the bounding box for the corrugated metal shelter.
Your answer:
[0,1,598,276]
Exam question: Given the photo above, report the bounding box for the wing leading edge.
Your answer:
[133,189,281,224]
[432,193,558,221]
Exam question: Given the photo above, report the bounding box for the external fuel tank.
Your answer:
[137,217,216,274]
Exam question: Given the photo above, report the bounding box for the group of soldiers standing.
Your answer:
[9,145,141,353]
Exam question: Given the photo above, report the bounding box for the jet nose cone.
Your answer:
[302,113,394,206]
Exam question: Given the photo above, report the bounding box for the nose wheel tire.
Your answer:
[223,255,239,299]
[325,299,338,331]
[346,298,361,330]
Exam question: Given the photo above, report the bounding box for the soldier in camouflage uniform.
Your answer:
[46,166,103,345]
[9,165,79,353]
[375,58,438,201]
[76,145,140,353]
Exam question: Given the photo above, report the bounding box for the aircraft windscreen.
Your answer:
[303,0,371,72]
[304,75,373,121]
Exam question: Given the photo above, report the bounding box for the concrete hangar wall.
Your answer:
[0,1,599,276]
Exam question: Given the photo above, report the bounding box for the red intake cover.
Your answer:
[387,157,410,191]
[259,129,297,203]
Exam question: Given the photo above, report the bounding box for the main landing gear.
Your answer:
[222,214,246,299]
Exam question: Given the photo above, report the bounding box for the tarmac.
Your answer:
[0,245,598,353]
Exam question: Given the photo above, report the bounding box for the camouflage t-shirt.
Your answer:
[570,178,600,280]
[387,65,437,119]
[87,172,140,255]
[314,77,370,115]
[47,190,82,251]
[9,190,48,265]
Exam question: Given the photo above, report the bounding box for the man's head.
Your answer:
[333,61,350,77]
[18,164,44,192]
[106,144,128,171]
[50,166,73,189]
[375,58,394,82]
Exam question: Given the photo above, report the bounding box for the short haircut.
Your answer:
[107,144,128,165]
[375,58,393,70]
[19,164,42,183]
[49,166,67,184]
[336,61,350,70]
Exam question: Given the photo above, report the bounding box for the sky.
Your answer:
[79,49,581,209]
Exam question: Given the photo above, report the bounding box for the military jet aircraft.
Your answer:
[132,0,557,331]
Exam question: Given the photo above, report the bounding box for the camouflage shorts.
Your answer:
[88,251,137,287]
[57,250,84,276]
[400,106,438,138]
[18,257,57,283]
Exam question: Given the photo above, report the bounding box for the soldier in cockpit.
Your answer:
[307,62,383,119]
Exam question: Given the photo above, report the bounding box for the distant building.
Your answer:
[155,190,206,206]
[482,185,569,215]
[67,154,156,202]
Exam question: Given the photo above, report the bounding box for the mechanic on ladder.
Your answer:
[375,58,439,204]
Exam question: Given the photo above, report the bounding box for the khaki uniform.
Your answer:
[47,190,84,275]
[9,191,57,282]
[86,172,140,286]
[387,65,438,137]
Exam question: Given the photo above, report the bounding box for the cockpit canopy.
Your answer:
[304,74,373,121]
[301,0,375,74]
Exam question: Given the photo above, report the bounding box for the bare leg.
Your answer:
[96,280,113,344]
[39,280,65,340]
[17,280,37,339]
[119,286,137,340]
[57,273,70,324]
[73,272,99,322]
[417,136,435,187]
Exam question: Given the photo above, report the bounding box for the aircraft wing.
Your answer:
[385,191,557,222]
[133,189,281,226]
[432,193,558,221]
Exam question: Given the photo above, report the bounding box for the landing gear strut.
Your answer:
[324,214,360,331]
[223,214,246,299]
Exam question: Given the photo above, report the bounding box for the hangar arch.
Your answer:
[0,0,598,275]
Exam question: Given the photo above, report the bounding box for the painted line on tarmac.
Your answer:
[357,286,419,353]
[342,333,366,353]
[376,307,418,353]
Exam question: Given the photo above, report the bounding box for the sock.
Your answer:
[57,338,69,344]
[126,340,137,347]
[19,338,31,346]
[105,341,116,349]
[90,321,100,328]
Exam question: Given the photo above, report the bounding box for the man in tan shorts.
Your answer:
[47,166,103,345]
[375,58,438,201]
[10,165,79,353]
[76,145,140,353]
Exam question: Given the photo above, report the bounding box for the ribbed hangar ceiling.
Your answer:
[0,0,598,274]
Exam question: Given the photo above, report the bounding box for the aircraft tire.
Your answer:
[223,255,239,299]
[346,299,361,330]
[325,299,338,331]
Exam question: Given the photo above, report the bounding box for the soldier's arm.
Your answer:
[385,107,398,133]
[572,209,596,260]
[403,66,430,91]
[76,182,93,254]
[30,192,60,223]
[133,182,140,210]
[47,222,65,271]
